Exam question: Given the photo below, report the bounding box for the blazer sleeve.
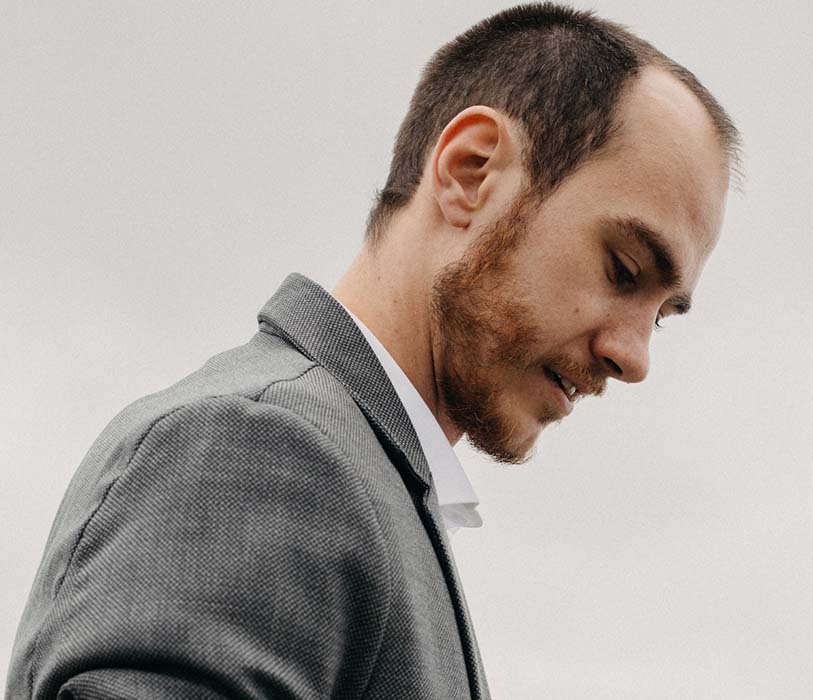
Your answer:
[30,395,392,700]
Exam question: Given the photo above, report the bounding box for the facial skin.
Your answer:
[429,188,607,464]
[333,66,730,464]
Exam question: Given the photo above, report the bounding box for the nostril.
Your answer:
[604,357,623,376]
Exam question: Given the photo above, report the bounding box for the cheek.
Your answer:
[570,272,615,325]
[487,299,547,367]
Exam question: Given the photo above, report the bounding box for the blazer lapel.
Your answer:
[257,272,489,700]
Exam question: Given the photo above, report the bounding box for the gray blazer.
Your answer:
[6,273,491,700]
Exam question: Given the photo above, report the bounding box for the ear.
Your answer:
[430,106,520,229]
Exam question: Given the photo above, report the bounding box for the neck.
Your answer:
[331,235,463,447]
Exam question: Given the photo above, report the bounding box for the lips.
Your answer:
[543,367,578,400]
[540,368,574,418]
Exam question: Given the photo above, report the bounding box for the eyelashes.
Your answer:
[610,252,666,331]
[611,252,636,288]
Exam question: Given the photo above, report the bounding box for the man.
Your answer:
[6,3,740,699]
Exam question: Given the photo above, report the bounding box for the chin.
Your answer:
[500,415,543,465]
[523,419,545,449]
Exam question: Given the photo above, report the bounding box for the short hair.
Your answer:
[364,2,743,247]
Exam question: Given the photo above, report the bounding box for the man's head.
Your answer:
[358,3,740,464]
[428,63,731,463]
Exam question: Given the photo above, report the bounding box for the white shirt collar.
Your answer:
[336,301,482,534]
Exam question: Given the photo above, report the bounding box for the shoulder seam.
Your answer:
[52,362,320,597]
[29,365,321,700]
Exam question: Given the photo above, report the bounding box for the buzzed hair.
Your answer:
[364,1,743,248]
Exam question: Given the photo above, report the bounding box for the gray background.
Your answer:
[2,1,811,697]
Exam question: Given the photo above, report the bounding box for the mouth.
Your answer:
[543,366,580,401]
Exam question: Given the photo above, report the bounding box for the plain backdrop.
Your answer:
[2,1,811,698]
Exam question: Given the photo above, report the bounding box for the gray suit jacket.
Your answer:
[6,273,491,700]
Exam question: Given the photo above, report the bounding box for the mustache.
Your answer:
[538,354,608,397]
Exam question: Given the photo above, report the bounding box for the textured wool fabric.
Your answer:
[6,273,491,700]
[337,302,483,533]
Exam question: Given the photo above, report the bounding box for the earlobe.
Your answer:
[431,106,509,229]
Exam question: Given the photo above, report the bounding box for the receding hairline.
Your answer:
[363,3,744,247]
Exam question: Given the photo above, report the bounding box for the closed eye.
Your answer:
[611,252,667,332]
[610,252,637,289]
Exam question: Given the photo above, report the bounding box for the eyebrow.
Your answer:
[601,214,693,315]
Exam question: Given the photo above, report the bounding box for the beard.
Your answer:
[429,189,566,464]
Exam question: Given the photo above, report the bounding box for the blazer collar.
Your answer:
[256,272,433,491]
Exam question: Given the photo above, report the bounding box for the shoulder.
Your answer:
[66,330,389,563]
[26,395,393,700]
[122,391,380,539]
[11,335,397,699]
[62,357,392,599]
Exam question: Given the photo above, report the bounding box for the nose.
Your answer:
[592,319,651,384]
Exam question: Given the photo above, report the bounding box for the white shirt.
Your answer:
[336,301,483,535]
